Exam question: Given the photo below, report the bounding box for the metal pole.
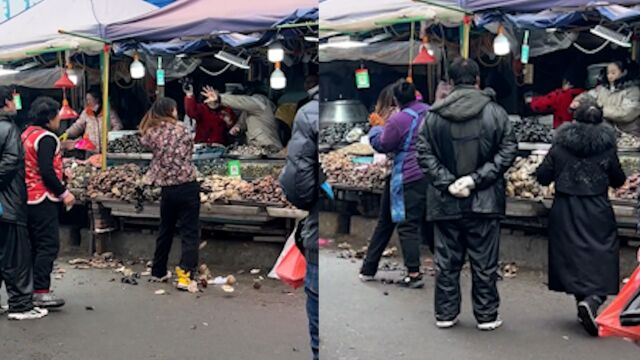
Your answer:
[101,45,111,170]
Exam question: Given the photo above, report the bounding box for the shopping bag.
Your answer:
[596,265,640,340]
[275,242,307,289]
[268,225,298,280]
[620,289,640,327]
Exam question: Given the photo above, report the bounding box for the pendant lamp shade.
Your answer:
[54,71,75,89]
[59,98,78,120]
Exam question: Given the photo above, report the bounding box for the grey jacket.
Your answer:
[221,94,283,150]
[280,92,319,264]
[576,82,640,136]
[0,112,27,225]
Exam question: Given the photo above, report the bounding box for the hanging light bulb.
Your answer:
[130,52,146,79]
[268,42,284,63]
[493,25,511,56]
[270,62,286,90]
[66,63,79,85]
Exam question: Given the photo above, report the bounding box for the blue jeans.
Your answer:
[305,260,319,360]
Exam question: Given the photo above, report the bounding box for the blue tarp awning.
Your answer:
[105,0,317,42]
[456,0,640,12]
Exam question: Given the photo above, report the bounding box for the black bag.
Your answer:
[621,289,640,327]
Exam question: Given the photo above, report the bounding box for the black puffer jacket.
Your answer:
[280,92,319,265]
[536,122,626,194]
[0,112,27,226]
[416,86,517,221]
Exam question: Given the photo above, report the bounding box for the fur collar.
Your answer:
[554,122,616,157]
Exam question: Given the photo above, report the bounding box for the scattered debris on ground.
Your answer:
[250,268,261,275]
[154,289,167,295]
[382,247,397,258]
[499,262,519,280]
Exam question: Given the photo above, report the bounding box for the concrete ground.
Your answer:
[0,257,311,360]
[320,250,640,360]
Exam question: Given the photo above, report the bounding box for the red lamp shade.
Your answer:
[54,71,76,89]
[59,99,78,120]
[413,44,436,65]
[75,138,97,152]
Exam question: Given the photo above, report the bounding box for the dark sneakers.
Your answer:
[577,296,602,337]
[33,292,66,309]
[399,274,425,289]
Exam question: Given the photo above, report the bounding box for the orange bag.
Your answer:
[597,265,640,340]
[276,244,307,289]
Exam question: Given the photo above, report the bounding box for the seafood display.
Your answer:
[320,123,370,147]
[505,155,554,200]
[611,173,640,200]
[321,150,389,190]
[88,164,160,210]
[514,118,553,143]
[199,175,253,204]
[244,176,290,206]
[227,144,280,158]
[617,132,640,149]
[107,134,150,153]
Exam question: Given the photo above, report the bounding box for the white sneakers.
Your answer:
[358,274,375,282]
[436,318,459,329]
[436,317,503,331]
[0,304,8,315]
[477,318,503,331]
[8,307,49,321]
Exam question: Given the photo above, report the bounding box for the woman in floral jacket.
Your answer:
[139,97,200,292]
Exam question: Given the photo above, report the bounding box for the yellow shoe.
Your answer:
[175,266,191,291]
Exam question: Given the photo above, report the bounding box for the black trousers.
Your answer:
[361,177,432,275]
[434,218,500,323]
[0,222,34,312]
[152,182,201,278]
[28,199,60,291]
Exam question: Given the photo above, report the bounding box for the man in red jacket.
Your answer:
[183,84,236,145]
[527,73,585,129]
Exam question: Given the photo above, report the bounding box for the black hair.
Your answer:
[449,58,480,86]
[573,96,603,125]
[29,97,61,127]
[87,87,103,114]
[393,80,417,107]
[563,68,584,89]
[0,86,13,107]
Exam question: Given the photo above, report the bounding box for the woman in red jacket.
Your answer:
[183,83,236,145]
[527,74,585,129]
[23,97,76,309]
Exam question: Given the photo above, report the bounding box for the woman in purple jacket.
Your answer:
[360,80,430,288]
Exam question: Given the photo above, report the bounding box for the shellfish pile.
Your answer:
[108,134,150,153]
[88,164,161,207]
[320,150,389,190]
[244,176,290,206]
[505,155,554,200]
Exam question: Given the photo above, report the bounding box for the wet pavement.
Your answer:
[320,250,639,360]
[0,257,310,360]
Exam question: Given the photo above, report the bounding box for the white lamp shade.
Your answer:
[270,68,287,90]
[493,33,510,56]
[130,59,146,79]
[66,68,79,85]
[268,43,285,63]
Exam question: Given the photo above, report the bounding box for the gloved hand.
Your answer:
[453,175,475,191]
[448,182,471,198]
[59,132,69,141]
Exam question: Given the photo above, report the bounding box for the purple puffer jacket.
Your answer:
[369,101,429,184]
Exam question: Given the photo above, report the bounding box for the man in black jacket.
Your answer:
[279,87,319,360]
[0,86,48,320]
[416,59,517,331]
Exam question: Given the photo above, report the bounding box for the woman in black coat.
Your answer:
[536,97,627,337]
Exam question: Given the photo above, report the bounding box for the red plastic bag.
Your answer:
[276,243,307,289]
[597,265,640,340]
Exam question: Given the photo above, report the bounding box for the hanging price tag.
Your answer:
[227,160,241,178]
[156,69,165,86]
[12,92,21,110]
[355,68,370,89]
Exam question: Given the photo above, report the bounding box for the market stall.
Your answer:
[318,1,640,241]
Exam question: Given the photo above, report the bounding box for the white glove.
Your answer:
[453,175,475,191]
[448,182,471,198]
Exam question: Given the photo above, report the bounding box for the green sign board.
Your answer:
[227,160,241,178]
[355,69,370,89]
[156,69,165,86]
[13,93,21,111]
